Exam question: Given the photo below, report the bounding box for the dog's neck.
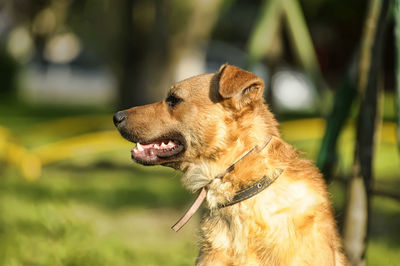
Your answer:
[182,136,278,209]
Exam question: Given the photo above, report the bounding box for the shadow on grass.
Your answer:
[369,201,400,248]
[330,181,400,252]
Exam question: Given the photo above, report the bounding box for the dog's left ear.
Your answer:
[218,64,264,108]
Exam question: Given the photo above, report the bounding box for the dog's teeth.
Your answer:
[154,144,160,149]
[161,142,167,148]
[168,141,174,146]
[137,143,144,151]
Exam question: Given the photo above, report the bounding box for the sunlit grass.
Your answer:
[0,166,198,266]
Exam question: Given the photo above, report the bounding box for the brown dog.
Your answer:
[113,64,347,265]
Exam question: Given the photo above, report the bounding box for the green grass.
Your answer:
[0,159,399,265]
[329,181,400,266]
[0,164,198,266]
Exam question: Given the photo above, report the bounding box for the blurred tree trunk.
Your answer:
[248,0,323,84]
[247,0,325,113]
[316,57,357,181]
[117,0,225,109]
[395,0,400,151]
[342,0,389,265]
[247,0,283,112]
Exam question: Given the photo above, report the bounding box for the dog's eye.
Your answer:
[166,94,182,108]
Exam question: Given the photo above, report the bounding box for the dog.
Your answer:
[113,64,347,265]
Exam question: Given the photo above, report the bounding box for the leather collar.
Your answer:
[171,136,283,232]
[218,169,283,208]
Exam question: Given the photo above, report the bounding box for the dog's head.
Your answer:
[113,64,279,170]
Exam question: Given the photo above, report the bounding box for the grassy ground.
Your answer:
[1,158,399,266]
[0,100,399,265]
[0,163,199,266]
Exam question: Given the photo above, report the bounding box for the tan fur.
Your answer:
[116,64,347,265]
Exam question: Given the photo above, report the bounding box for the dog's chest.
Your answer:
[201,210,262,263]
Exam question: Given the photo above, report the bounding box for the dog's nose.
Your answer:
[113,111,127,127]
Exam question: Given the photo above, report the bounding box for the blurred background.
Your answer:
[0,0,399,265]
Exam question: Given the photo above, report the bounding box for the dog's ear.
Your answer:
[217,64,264,107]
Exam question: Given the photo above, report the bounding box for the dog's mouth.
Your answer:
[131,139,185,165]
